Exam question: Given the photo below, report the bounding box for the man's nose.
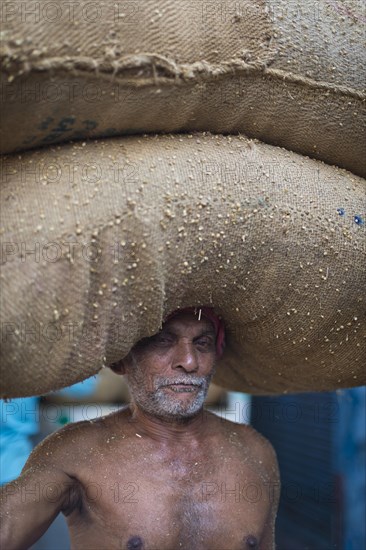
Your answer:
[172,339,198,372]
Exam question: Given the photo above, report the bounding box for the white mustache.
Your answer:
[156,377,206,388]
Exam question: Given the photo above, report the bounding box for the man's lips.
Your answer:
[162,383,201,393]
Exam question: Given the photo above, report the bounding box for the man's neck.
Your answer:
[127,403,212,445]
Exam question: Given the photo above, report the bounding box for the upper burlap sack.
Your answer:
[0,0,365,176]
[1,133,365,398]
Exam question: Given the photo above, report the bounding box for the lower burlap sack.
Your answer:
[0,0,365,176]
[0,133,365,398]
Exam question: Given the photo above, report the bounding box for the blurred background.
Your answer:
[1,370,365,550]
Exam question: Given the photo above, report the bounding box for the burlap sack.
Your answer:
[1,0,364,176]
[1,133,365,398]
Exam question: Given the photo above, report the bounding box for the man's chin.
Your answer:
[138,397,205,423]
[130,382,210,423]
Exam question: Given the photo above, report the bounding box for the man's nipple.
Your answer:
[127,536,144,549]
[245,535,258,548]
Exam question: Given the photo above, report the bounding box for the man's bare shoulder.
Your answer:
[210,414,279,474]
[23,405,131,473]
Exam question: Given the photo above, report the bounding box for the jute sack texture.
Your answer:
[0,0,365,176]
[1,134,365,398]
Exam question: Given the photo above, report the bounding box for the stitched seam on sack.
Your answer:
[1,53,364,100]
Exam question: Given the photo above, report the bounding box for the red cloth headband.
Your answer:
[164,307,226,358]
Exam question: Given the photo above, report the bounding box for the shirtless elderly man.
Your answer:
[1,307,280,550]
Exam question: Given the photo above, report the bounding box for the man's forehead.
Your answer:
[162,311,215,333]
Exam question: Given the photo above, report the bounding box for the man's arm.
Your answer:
[259,481,280,550]
[258,436,281,550]
[0,426,78,550]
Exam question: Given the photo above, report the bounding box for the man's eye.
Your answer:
[196,339,213,347]
[155,335,173,344]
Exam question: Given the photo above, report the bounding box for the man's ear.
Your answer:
[109,354,132,376]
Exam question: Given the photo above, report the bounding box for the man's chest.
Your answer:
[67,456,270,549]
